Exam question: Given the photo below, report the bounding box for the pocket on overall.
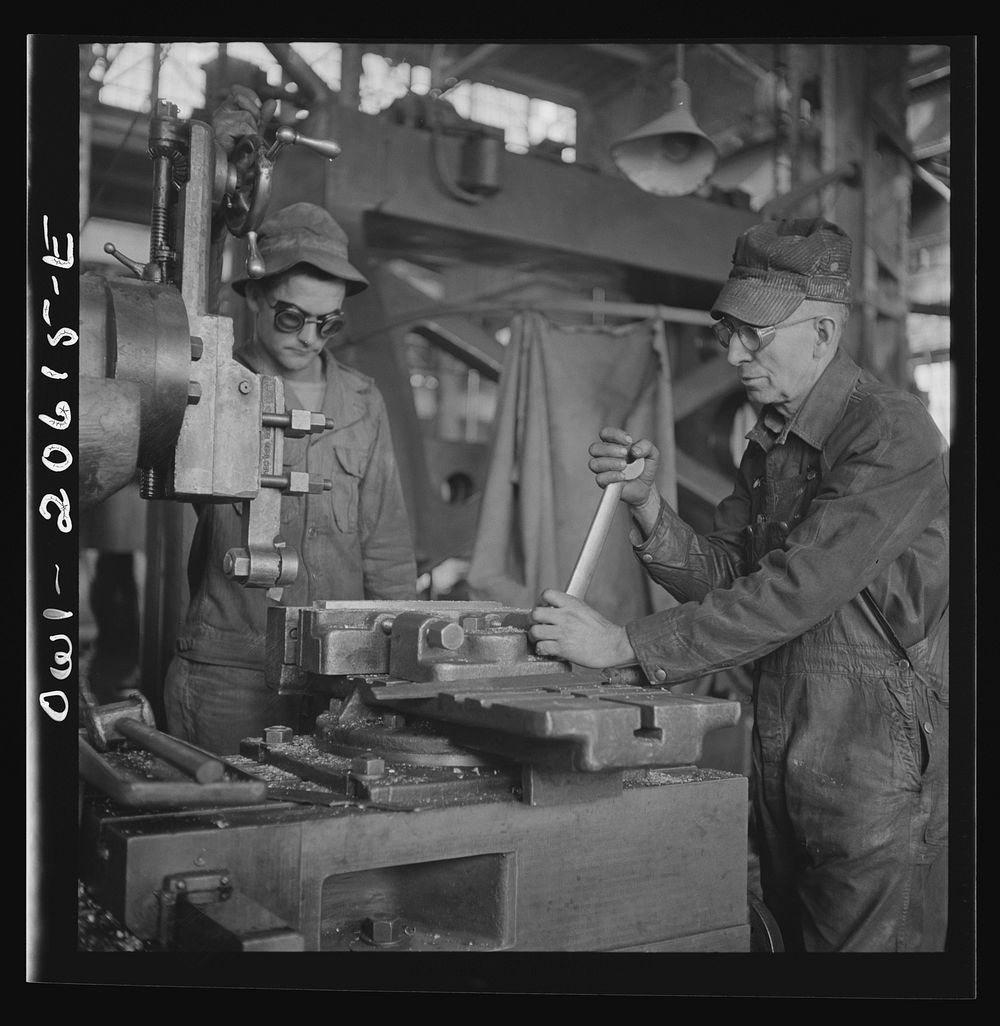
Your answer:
[330,446,365,533]
[905,617,949,706]
[745,467,819,568]
[881,666,925,784]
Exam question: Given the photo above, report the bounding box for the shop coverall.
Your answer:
[164,351,417,754]
[625,346,950,951]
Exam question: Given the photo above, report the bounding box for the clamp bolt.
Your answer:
[263,725,294,745]
[360,913,406,946]
[351,756,386,777]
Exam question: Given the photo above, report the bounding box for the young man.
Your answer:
[529,218,950,952]
[163,198,417,754]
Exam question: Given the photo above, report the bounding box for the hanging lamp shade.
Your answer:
[610,79,719,197]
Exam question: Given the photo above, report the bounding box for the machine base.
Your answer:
[80,765,750,952]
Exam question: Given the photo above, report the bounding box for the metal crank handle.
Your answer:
[565,457,645,600]
[265,125,342,161]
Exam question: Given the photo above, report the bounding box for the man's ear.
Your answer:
[814,316,838,355]
[244,285,260,316]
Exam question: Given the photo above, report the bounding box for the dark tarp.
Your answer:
[467,310,678,621]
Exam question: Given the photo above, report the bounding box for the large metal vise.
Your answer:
[265,599,742,784]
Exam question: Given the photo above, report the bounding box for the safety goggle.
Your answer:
[266,298,346,339]
[713,313,817,353]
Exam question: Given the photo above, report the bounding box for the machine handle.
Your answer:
[267,125,342,161]
[564,458,645,600]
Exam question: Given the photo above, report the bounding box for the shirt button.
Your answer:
[923,721,934,734]
[653,668,667,682]
[753,478,761,489]
[897,659,910,669]
[642,554,653,562]
[806,467,818,480]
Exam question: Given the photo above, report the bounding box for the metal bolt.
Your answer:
[187,381,202,404]
[351,756,386,777]
[425,619,465,651]
[189,336,204,361]
[263,725,294,744]
[238,379,251,395]
[223,551,251,579]
[361,913,405,946]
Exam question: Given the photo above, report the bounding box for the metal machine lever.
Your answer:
[265,125,342,161]
[565,457,645,600]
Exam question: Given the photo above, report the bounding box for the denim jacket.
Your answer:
[625,347,949,694]
[177,350,417,668]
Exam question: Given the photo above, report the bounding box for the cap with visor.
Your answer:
[711,217,852,327]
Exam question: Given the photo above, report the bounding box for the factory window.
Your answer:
[86,42,287,118]
[359,52,426,113]
[84,43,576,162]
[907,312,952,444]
[358,54,577,161]
[447,83,577,161]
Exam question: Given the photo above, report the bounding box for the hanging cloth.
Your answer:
[467,309,678,621]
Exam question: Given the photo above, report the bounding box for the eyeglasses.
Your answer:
[713,314,817,353]
[265,298,346,339]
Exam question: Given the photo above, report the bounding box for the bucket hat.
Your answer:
[231,202,368,297]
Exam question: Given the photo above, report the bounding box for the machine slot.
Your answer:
[320,853,515,951]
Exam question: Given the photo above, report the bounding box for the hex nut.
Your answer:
[263,725,295,744]
[425,619,465,651]
[351,756,386,777]
[224,552,251,579]
[288,409,312,435]
[286,470,310,494]
[361,913,404,945]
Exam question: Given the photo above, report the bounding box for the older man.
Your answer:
[529,218,950,952]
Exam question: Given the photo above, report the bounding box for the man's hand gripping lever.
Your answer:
[529,446,647,671]
[565,454,646,600]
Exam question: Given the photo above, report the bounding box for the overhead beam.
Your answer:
[578,42,656,66]
[285,106,759,285]
[442,43,510,84]
[709,43,773,83]
[265,43,333,104]
[473,67,586,110]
